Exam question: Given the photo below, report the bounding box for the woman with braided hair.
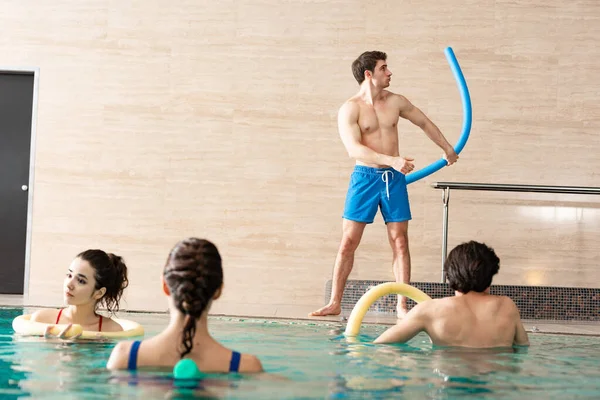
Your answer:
[107,237,263,373]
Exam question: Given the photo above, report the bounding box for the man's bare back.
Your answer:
[374,241,530,348]
[375,292,529,347]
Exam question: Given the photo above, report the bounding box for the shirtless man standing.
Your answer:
[310,51,458,318]
[374,241,530,347]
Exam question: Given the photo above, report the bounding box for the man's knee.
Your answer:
[389,231,409,254]
[339,235,361,255]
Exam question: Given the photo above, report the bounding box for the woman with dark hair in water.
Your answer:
[31,249,129,335]
[107,237,263,373]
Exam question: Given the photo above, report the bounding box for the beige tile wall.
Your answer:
[2,0,599,313]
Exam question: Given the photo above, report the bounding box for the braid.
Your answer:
[163,238,223,358]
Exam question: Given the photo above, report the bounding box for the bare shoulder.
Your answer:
[106,340,136,370]
[30,308,59,323]
[101,317,124,332]
[409,298,441,318]
[240,353,263,373]
[339,98,361,115]
[385,91,411,108]
[499,295,520,313]
[422,297,465,320]
[483,295,520,318]
[427,296,454,309]
[383,90,401,98]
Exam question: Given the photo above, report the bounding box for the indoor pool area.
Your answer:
[2,306,600,399]
[2,1,600,399]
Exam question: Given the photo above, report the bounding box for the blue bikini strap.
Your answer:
[127,340,142,371]
[229,351,241,372]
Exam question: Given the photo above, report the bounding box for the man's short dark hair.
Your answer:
[445,241,500,293]
[352,51,387,84]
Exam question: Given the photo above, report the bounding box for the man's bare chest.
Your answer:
[358,105,399,134]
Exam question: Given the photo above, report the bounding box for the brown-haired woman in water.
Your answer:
[107,237,262,373]
[31,249,129,336]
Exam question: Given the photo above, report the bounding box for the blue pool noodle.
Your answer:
[405,47,472,185]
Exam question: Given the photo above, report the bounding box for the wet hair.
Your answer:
[77,249,129,314]
[352,50,387,84]
[445,241,500,294]
[163,238,223,358]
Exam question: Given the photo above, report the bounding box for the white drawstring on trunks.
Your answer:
[381,170,394,200]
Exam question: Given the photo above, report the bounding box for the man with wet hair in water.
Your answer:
[375,241,529,347]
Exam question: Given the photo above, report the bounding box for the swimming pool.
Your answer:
[1,307,599,399]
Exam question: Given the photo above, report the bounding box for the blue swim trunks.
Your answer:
[343,165,412,224]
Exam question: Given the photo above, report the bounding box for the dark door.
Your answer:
[0,72,34,294]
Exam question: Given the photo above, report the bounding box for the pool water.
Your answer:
[1,307,600,399]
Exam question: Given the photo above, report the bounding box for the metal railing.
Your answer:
[431,182,600,282]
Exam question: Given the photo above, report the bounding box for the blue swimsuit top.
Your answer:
[126,340,241,373]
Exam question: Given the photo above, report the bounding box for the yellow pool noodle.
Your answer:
[12,314,144,339]
[344,282,432,336]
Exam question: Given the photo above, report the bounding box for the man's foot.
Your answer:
[309,303,341,317]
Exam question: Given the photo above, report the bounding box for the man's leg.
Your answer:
[309,219,367,316]
[386,221,411,317]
